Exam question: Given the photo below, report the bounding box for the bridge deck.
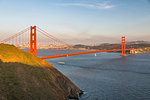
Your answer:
[39,49,132,59]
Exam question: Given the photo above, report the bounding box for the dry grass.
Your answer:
[0,44,81,100]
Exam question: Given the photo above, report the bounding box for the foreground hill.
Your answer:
[0,44,82,100]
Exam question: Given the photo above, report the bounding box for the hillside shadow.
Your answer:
[0,59,82,100]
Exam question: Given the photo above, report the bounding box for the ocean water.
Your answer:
[29,49,150,100]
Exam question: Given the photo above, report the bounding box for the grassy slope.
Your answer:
[0,44,81,100]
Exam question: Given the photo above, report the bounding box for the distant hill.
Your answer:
[0,44,82,100]
[72,41,150,50]
[127,41,150,44]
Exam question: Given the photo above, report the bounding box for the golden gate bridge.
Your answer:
[0,26,136,59]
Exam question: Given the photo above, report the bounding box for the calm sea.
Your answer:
[26,49,150,100]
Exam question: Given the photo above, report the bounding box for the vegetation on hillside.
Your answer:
[0,44,82,100]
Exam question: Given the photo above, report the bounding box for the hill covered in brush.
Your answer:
[0,44,82,100]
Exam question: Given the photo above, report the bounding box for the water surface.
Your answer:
[36,49,150,100]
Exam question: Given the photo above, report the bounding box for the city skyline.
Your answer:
[0,0,150,44]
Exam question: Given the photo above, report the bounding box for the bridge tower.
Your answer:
[122,36,126,56]
[30,26,37,56]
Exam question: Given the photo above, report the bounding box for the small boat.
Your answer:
[94,53,97,56]
[58,62,65,65]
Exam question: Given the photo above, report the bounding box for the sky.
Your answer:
[0,0,150,44]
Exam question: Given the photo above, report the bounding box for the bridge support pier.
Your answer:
[30,26,37,56]
[122,36,126,56]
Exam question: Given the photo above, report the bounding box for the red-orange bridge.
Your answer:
[0,26,136,59]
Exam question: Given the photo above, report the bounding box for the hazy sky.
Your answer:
[0,0,150,44]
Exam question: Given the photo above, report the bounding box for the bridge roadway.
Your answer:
[39,49,132,59]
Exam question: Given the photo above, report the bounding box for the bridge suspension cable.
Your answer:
[0,25,136,58]
[1,27,30,43]
[37,27,67,44]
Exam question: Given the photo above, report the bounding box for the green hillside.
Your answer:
[0,44,82,100]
